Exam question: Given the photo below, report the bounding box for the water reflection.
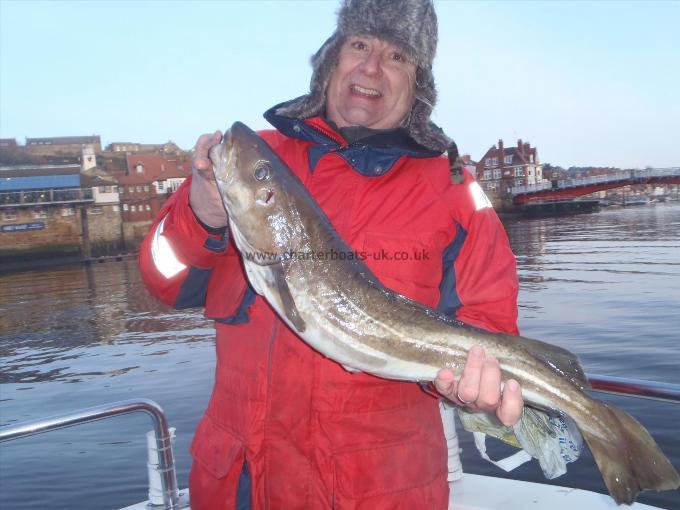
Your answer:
[0,259,214,386]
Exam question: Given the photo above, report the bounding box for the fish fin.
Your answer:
[580,401,680,504]
[272,262,306,333]
[516,335,590,390]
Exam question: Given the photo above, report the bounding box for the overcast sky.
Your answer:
[1,0,678,168]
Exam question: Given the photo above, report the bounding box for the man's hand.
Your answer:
[434,345,523,427]
[189,130,228,229]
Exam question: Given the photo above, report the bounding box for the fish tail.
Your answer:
[580,401,680,505]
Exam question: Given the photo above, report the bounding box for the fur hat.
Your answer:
[276,0,452,153]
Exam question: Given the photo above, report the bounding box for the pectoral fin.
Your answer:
[272,263,306,333]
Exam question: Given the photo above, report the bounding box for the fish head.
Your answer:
[210,121,303,263]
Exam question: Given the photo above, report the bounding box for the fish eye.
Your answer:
[254,161,271,181]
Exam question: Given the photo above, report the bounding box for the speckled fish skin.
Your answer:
[210,121,680,505]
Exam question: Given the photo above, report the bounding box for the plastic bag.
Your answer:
[458,406,583,479]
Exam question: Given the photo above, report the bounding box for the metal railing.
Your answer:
[0,399,181,510]
[589,374,680,403]
[511,167,680,195]
[0,187,94,207]
[0,378,677,510]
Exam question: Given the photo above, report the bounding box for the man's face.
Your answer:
[326,35,417,130]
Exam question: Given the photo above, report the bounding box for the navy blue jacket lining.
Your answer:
[263,102,441,177]
[436,222,467,317]
[213,286,257,325]
[176,266,212,309]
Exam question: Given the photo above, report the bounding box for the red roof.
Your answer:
[117,154,190,185]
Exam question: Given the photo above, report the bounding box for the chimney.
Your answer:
[517,139,523,156]
[498,139,504,165]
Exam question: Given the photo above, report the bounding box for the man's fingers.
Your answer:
[475,356,502,411]
[434,368,456,398]
[193,131,223,171]
[496,379,523,427]
[456,345,485,404]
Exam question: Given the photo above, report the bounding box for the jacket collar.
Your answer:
[264,101,441,176]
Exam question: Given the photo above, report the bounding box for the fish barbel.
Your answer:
[210,121,680,505]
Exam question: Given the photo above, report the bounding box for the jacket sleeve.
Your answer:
[138,176,232,309]
[443,173,519,335]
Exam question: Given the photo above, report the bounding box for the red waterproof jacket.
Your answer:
[139,110,519,510]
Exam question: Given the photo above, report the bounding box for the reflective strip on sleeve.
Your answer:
[469,181,493,211]
[151,216,187,279]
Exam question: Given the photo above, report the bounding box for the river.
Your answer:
[1,203,679,509]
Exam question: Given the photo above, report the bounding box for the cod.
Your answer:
[210,122,679,505]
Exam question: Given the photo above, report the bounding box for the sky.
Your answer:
[1,0,679,169]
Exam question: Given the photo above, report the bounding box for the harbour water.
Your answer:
[1,203,679,509]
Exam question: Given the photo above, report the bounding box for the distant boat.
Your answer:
[624,196,649,206]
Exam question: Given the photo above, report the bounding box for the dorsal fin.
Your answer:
[517,335,590,390]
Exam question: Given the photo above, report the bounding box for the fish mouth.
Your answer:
[210,129,236,185]
[350,84,382,98]
[255,188,275,206]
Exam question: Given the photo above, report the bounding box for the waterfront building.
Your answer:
[0,162,122,261]
[476,139,545,196]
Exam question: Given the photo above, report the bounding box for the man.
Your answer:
[139,1,523,508]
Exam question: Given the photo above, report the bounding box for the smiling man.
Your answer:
[139,1,523,509]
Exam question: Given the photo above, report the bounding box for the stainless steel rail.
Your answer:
[589,374,680,403]
[0,398,180,510]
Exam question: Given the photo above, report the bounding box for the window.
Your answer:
[2,210,17,221]
[123,204,129,211]
[158,181,165,191]
[493,168,501,180]
[136,186,143,193]
[515,179,524,187]
[144,185,149,192]
[515,167,523,177]
[145,204,151,211]
[33,208,48,219]
[113,205,119,212]
[135,164,144,173]
[61,207,75,216]
[129,186,135,193]
[90,206,103,215]
[483,170,491,180]
[131,205,137,212]
[504,155,512,165]
[530,154,534,163]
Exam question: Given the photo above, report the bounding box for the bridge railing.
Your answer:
[512,167,680,195]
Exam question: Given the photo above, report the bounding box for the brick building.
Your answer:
[24,135,102,157]
[105,141,183,155]
[476,139,544,196]
[113,154,190,246]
